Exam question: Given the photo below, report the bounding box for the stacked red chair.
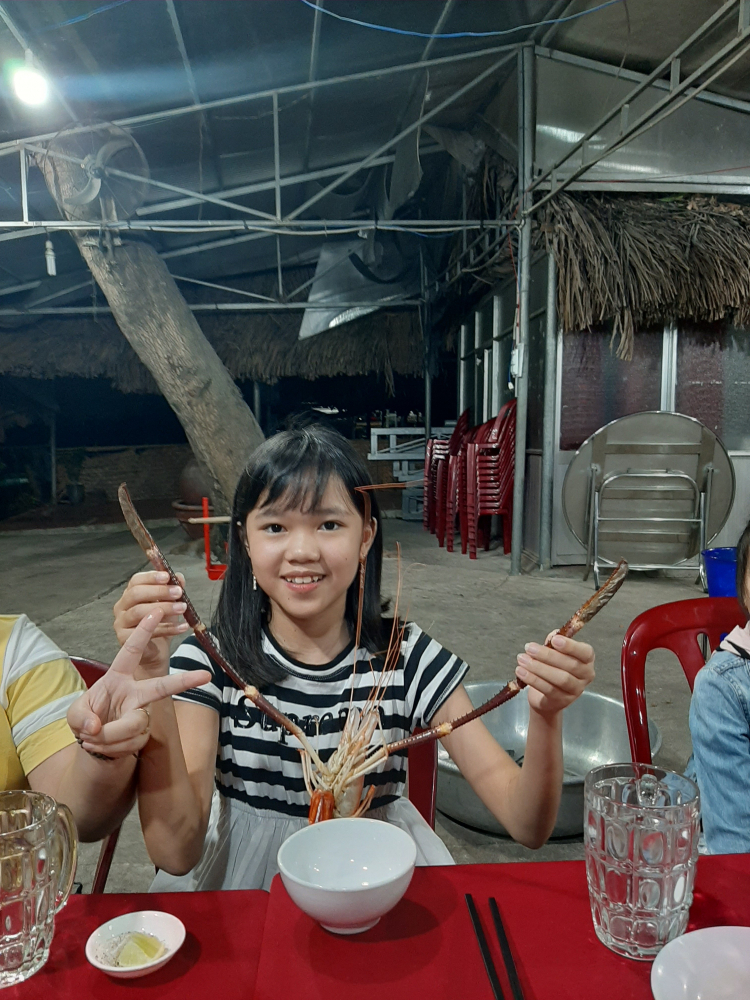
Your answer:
[423,409,470,538]
[445,421,485,554]
[464,400,516,559]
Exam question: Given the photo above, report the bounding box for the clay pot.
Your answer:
[179,458,212,507]
[171,500,212,540]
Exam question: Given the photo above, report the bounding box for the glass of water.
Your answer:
[0,790,77,987]
[584,763,700,961]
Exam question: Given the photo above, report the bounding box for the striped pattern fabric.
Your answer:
[0,615,85,789]
[171,622,468,818]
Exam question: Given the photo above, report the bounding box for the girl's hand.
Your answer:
[515,633,595,717]
[113,570,191,673]
[68,610,211,759]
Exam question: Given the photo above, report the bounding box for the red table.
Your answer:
[5,889,268,999]
[253,855,750,1000]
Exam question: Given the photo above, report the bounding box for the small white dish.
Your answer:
[651,926,750,1000]
[85,910,186,979]
[277,817,416,934]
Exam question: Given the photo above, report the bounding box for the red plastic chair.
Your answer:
[464,400,516,559]
[202,496,227,581]
[620,598,746,765]
[407,737,438,828]
[424,410,470,543]
[70,657,123,894]
[445,421,484,554]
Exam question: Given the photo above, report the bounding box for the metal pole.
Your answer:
[491,294,502,417]
[474,311,483,426]
[539,248,557,571]
[19,148,28,223]
[458,323,470,417]
[50,413,56,504]
[511,45,534,576]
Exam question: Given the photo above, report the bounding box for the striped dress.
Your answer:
[150,621,468,892]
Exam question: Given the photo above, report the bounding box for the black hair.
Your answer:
[212,425,387,687]
[736,517,750,617]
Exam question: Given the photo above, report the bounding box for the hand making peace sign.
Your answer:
[66,609,211,760]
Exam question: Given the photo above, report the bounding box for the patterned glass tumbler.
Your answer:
[584,763,700,961]
[0,791,77,987]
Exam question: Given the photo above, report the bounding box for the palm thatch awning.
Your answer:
[445,176,750,360]
[0,307,422,394]
[544,194,750,359]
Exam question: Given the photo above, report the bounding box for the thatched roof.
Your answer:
[439,159,750,360]
[0,274,422,394]
[544,194,750,359]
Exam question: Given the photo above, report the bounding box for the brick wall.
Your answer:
[56,444,192,501]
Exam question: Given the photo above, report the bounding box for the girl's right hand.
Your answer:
[113,570,191,673]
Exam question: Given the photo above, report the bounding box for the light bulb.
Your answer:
[44,239,56,276]
[12,66,49,106]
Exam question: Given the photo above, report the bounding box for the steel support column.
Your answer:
[539,249,557,571]
[458,323,471,418]
[511,45,534,576]
[491,295,503,417]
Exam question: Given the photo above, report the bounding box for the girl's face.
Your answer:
[244,475,377,632]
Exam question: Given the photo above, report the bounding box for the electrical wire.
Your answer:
[299,0,625,40]
[37,0,130,32]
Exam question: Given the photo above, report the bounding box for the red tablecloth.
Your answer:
[5,889,268,999]
[253,855,750,1000]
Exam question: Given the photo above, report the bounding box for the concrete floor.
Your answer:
[0,518,701,891]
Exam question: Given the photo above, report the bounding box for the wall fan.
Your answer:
[45,123,150,222]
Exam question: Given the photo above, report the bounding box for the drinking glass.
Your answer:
[0,790,77,987]
[584,763,700,961]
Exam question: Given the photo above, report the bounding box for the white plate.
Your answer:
[651,926,750,1000]
[85,910,186,979]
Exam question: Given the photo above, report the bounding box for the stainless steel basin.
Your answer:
[436,682,662,838]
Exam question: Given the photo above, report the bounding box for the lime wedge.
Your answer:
[115,932,166,967]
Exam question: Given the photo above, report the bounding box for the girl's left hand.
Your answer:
[515,633,595,717]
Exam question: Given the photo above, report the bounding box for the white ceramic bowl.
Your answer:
[277,817,417,934]
[85,910,186,979]
[651,926,750,1000]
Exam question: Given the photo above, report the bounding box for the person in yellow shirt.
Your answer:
[1,610,207,841]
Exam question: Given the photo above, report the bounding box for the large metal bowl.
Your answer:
[437,683,662,838]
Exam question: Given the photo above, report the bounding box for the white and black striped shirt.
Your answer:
[170,623,468,817]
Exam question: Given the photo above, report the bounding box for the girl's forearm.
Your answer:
[503,708,564,847]
[136,699,208,874]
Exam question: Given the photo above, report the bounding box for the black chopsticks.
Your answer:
[489,897,525,1000]
[465,893,525,1000]
[465,894,505,1000]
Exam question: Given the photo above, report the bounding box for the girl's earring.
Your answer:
[253,573,258,592]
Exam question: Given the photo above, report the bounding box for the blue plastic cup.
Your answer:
[701,547,738,598]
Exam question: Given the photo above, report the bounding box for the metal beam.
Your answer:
[0,43,521,158]
[288,50,517,220]
[511,46,534,577]
[529,0,745,203]
[539,249,556,571]
[135,145,443,216]
[0,299,421,316]
[301,0,324,173]
[22,142,277,222]
[532,26,750,212]
[0,218,514,234]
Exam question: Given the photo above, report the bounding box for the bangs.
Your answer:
[259,464,345,515]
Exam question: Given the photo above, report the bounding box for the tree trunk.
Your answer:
[77,239,263,509]
[36,139,263,509]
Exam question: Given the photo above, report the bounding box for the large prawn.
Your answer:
[118,483,628,824]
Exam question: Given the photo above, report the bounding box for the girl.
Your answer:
[73,425,595,891]
[688,517,750,854]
